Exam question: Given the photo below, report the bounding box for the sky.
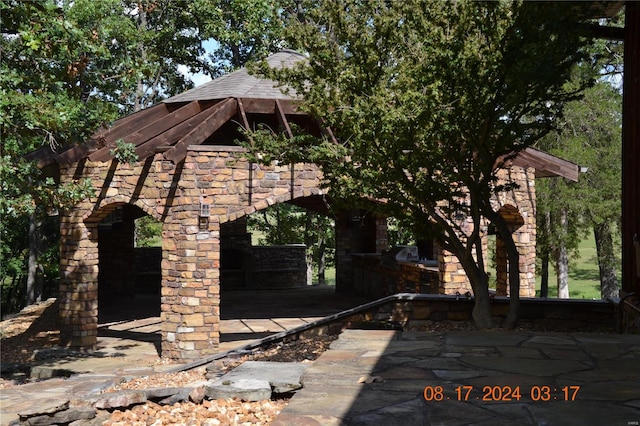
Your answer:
[178,38,217,88]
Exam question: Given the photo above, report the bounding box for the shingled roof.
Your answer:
[164,50,305,103]
[26,51,311,166]
[24,49,579,181]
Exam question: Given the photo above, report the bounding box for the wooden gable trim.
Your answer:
[163,98,238,164]
[25,144,75,168]
[507,147,580,182]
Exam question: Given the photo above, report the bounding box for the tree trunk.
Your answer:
[26,211,42,305]
[494,217,520,328]
[504,240,521,328]
[540,250,549,298]
[540,211,551,298]
[594,222,619,299]
[457,252,492,328]
[317,237,326,285]
[470,275,493,329]
[556,208,570,298]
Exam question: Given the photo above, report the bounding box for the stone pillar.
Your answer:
[439,248,474,295]
[375,215,388,254]
[335,210,385,293]
[59,210,99,349]
[334,212,353,293]
[160,218,221,360]
[160,153,221,360]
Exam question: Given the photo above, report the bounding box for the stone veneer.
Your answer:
[437,166,537,297]
[59,146,324,360]
[351,165,538,299]
[58,145,537,359]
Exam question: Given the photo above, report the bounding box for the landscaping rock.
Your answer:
[215,361,307,393]
[88,390,147,409]
[30,366,75,380]
[21,408,96,426]
[158,389,192,405]
[18,399,69,418]
[189,385,206,404]
[143,386,187,400]
[205,378,272,402]
[68,411,111,426]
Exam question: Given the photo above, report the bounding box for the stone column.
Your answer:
[335,211,386,293]
[160,153,221,360]
[59,210,99,349]
[160,217,221,360]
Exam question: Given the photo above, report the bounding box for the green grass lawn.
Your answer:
[535,235,619,300]
[314,267,336,286]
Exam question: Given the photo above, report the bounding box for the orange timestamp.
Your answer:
[423,385,581,402]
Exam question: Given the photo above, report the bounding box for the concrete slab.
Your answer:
[271,318,309,329]
[240,319,284,333]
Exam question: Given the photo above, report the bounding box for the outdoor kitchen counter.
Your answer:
[396,260,439,272]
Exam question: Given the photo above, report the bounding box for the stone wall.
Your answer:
[436,166,537,297]
[58,146,325,359]
[366,296,615,331]
[352,255,440,298]
[335,211,388,293]
[252,245,307,288]
[351,166,537,299]
[493,167,537,297]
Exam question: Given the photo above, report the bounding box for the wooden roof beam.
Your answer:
[164,98,238,164]
[275,99,294,139]
[25,144,75,168]
[55,103,172,164]
[237,98,254,146]
[240,98,303,115]
[88,100,205,162]
[316,117,339,145]
[135,101,226,159]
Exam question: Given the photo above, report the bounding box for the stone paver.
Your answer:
[275,330,640,426]
[0,288,369,424]
[3,288,640,426]
[212,361,308,393]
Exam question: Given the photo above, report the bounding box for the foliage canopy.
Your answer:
[248,0,608,327]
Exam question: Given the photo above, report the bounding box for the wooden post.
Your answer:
[622,3,640,295]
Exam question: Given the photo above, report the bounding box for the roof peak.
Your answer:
[164,50,305,104]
